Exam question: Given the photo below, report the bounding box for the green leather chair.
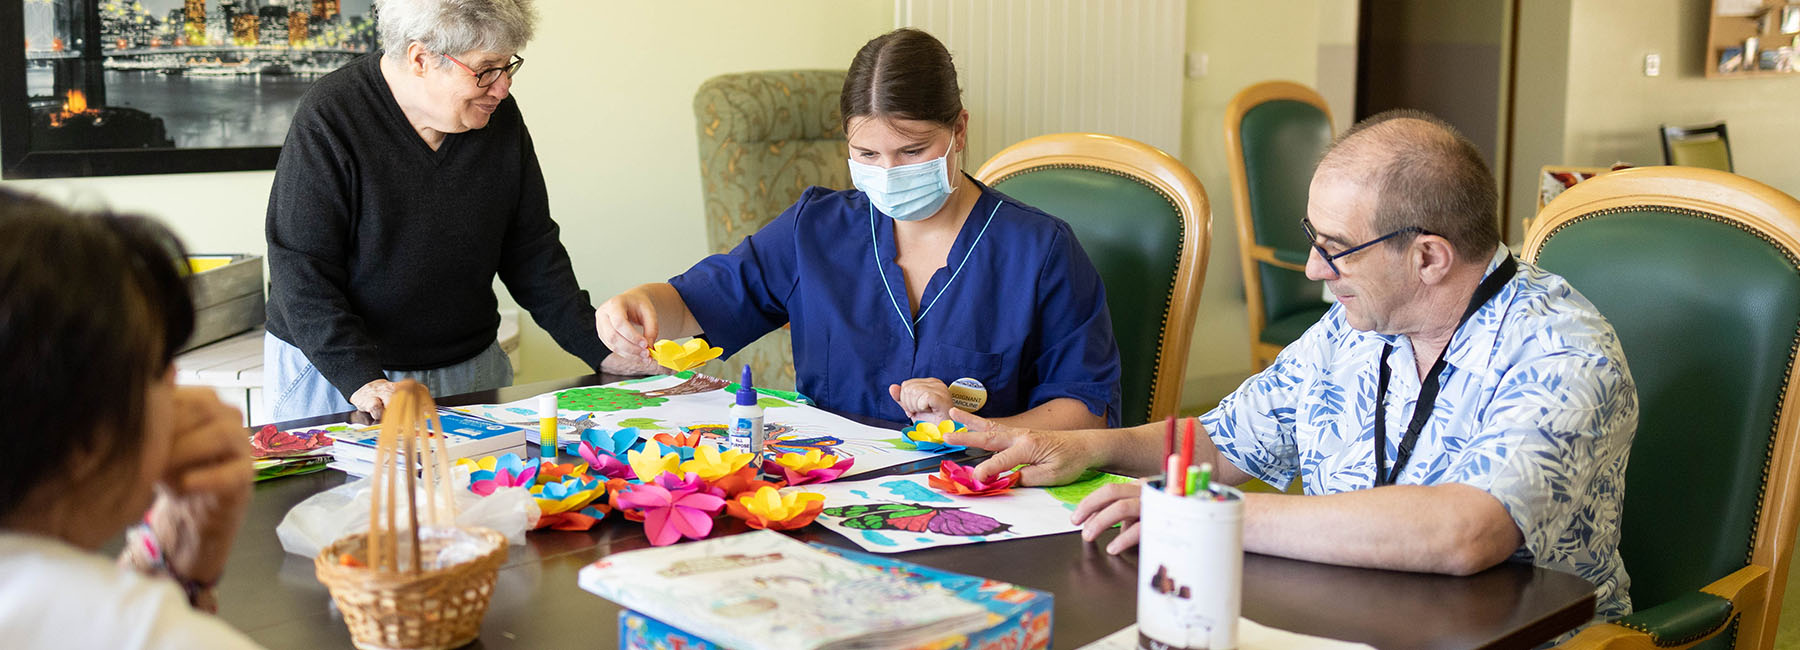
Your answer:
[1224,81,1334,369]
[976,133,1210,427]
[1660,123,1734,173]
[691,70,848,390]
[1525,167,1800,650]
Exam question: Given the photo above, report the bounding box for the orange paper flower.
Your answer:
[725,486,825,531]
[927,460,1018,497]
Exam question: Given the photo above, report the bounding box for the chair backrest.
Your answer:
[975,134,1210,427]
[692,70,848,389]
[1660,123,1734,173]
[694,70,850,254]
[1525,167,1800,650]
[1223,81,1334,366]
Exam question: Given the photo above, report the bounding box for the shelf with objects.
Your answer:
[1709,0,1800,78]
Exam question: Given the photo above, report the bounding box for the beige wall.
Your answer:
[1508,0,1800,239]
[2,1,893,386]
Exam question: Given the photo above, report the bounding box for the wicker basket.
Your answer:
[312,381,509,650]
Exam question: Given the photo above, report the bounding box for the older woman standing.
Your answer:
[266,0,635,422]
[0,191,260,648]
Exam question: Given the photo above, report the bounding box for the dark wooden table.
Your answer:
[223,376,1597,649]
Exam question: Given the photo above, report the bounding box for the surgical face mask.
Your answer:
[848,152,957,222]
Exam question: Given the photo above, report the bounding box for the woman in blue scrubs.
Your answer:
[597,28,1120,428]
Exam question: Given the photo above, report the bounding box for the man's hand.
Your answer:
[942,410,1104,486]
[601,352,664,376]
[150,388,253,586]
[889,378,953,422]
[1069,482,1143,554]
[349,378,396,419]
[595,288,661,362]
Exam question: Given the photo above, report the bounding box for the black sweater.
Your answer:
[265,53,609,398]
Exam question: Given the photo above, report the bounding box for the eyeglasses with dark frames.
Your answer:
[1301,217,1436,278]
[442,53,524,88]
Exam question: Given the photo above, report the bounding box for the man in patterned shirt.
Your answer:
[947,110,1637,619]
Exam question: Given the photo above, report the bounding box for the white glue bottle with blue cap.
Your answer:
[728,365,764,456]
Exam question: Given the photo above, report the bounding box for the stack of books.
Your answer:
[325,410,528,477]
[580,530,1053,650]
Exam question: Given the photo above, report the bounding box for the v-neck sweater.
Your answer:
[265,53,609,398]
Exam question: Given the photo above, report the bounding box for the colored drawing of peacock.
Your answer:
[823,503,1012,537]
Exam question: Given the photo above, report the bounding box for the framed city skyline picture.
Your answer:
[1,0,377,178]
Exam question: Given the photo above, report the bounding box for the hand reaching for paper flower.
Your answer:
[601,352,664,376]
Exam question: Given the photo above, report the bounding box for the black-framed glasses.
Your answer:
[1301,217,1434,277]
[442,53,524,88]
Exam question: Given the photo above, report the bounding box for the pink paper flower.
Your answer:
[575,441,634,479]
[614,481,727,546]
[456,453,538,496]
[763,449,853,486]
[928,460,1018,497]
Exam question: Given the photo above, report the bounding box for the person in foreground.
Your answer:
[265,0,646,422]
[0,191,261,648]
[946,110,1638,620]
[596,28,1121,428]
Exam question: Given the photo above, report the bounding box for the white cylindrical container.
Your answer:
[1136,480,1243,650]
[728,365,764,455]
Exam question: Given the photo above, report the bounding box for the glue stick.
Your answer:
[538,393,558,465]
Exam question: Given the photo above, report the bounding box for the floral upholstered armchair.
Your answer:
[691,70,849,390]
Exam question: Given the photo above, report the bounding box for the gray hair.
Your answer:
[376,0,537,64]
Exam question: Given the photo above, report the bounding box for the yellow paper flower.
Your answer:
[627,441,682,481]
[679,444,756,482]
[738,486,825,522]
[907,420,961,443]
[772,449,844,474]
[650,338,724,373]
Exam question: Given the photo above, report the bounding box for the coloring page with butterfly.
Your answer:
[791,471,1135,553]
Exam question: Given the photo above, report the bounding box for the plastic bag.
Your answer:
[277,476,538,558]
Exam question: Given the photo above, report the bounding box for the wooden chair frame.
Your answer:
[975,133,1211,423]
[1223,81,1333,368]
[1526,167,1800,650]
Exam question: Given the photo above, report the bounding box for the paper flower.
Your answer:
[652,471,723,497]
[567,427,641,459]
[652,431,704,460]
[627,441,682,482]
[576,430,640,482]
[726,486,825,531]
[679,444,757,482]
[539,460,590,483]
[456,453,538,496]
[927,460,1018,497]
[530,474,610,530]
[764,449,853,486]
[649,338,724,373]
[613,481,727,546]
[900,420,968,454]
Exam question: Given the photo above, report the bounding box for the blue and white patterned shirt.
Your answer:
[1202,247,1637,620]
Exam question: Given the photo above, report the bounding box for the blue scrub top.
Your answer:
[669,180,1122,426]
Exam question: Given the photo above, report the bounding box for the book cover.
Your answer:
[580,531,990,650]
[612,540,1053,650]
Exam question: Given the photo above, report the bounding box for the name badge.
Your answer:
[948,377,988,412]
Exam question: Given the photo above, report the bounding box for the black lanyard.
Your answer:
[1372,255,1517,487]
